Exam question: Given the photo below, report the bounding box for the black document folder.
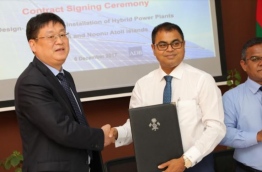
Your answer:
[129,103,183,172]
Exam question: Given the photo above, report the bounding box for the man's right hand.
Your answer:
[158,156,186,172]
[101,124,112,147]
[109,127,118,143]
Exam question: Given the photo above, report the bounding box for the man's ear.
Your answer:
[151,44,155,50]
[151,44,156,56]
[28,39,36,53]
[240,60,247,72]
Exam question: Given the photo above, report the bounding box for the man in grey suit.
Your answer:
[15,12,111,172]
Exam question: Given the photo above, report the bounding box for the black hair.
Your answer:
[151,22,184,44]
[241,37,262,60]
[26,12,66,41]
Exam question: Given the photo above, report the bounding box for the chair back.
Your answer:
[104,156,137,172]
[213,148,235,172]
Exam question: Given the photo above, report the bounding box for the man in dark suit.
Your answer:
[15,12,111,172]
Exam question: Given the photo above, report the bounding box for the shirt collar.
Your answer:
[156,62,185,82]
[246,77,262,94]
[170,62,184,79]
[35,56,63,76]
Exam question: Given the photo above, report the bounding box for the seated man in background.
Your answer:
[220,37,262,172]
[108,22,226,172]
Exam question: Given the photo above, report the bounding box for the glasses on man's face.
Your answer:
[245,56,262,63]
[34,33,69,43]
[154,40,184,51]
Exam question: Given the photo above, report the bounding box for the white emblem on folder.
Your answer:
[149,118,160,131]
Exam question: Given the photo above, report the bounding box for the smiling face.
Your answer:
[151,29,185,74]
[28,21,69,71]
[240,44,262,85]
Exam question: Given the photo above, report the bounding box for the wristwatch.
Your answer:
[183,155,192,168]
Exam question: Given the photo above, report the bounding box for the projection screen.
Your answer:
[0,0,227,110]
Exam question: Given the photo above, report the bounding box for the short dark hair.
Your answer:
[26,12,66,41]
[241,37,262,60]
[151,22,184,44]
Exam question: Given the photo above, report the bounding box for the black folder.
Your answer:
[129,103,183,172]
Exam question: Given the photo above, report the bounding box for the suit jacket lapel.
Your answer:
[32,57,76,120]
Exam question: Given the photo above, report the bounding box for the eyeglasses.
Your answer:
[245,56,262,63]
[34,33,69,43]
[154,41,184,51]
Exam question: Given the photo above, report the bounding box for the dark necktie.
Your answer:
[163,75,173,104]
[57,73,93,159]
[56,73,88,125]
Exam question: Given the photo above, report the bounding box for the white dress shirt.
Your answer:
[115,62,226,166]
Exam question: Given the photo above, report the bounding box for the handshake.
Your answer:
[101,124,118,147]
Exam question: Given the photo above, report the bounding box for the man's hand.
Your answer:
[101,124,112,147]
[257,130,262,142]
[158,156,186,172]
[109,127,118,143]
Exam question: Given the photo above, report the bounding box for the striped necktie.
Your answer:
[163,75,172,104]
[56,73,88,125]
